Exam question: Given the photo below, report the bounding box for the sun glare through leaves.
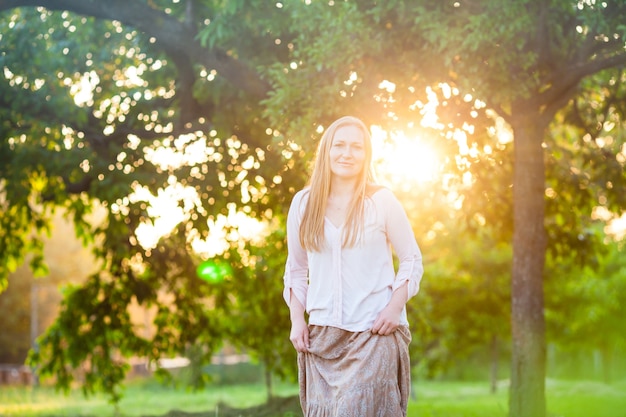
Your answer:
[371,126,441,191]
[130,135,269,257]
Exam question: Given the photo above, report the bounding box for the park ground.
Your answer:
[1,377,625,417]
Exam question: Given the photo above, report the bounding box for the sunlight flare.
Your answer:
[371,126,441,190]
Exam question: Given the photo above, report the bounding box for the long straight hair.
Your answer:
[299,116,375,251]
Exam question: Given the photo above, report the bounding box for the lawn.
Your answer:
[0,378,624,417]
[409,379,626,417]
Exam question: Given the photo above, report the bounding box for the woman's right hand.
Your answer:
[289,316,310,353]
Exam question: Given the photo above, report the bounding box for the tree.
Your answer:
[0,0,301,402]
[421,222,512,392]
[422,3,626,415]
[545,228,626,383]
[223,230,298,400]
[0,210,96,364]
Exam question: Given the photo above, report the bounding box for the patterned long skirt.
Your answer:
[297,325,412,417]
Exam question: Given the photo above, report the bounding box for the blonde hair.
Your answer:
[299,116,375,251]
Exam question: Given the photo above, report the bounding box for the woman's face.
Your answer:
[329,125,366,180]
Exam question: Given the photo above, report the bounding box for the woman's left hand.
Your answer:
[371,283,408,335]
[371,305,401,335]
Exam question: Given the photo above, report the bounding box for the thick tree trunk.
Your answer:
[509,114,547,417]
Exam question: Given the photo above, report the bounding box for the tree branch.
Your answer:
[0,0,272,98]
[540,49,626,111]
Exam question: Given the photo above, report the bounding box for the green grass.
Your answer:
[409,379,626,417]
[410,380,509,417]
[0,378,298,417]
[1,378,624,417]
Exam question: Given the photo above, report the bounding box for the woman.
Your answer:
[283,116,424,416]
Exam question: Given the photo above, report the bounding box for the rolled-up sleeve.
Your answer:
[283,191,309,309]
[383,190,424,302]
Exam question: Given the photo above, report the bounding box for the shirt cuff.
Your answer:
[392,254,423,302]
[283,271,308,309]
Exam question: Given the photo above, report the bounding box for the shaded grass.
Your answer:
[1,378,625,417]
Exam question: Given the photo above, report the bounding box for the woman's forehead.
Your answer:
[332,125,364,142]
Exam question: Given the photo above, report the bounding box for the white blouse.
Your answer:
[283,187,424,332]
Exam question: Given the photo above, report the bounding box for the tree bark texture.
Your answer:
[509,112,548,417]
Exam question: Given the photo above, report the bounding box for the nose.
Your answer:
[341,145,355,158]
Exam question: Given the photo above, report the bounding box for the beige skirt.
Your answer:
[297,325,412,417]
